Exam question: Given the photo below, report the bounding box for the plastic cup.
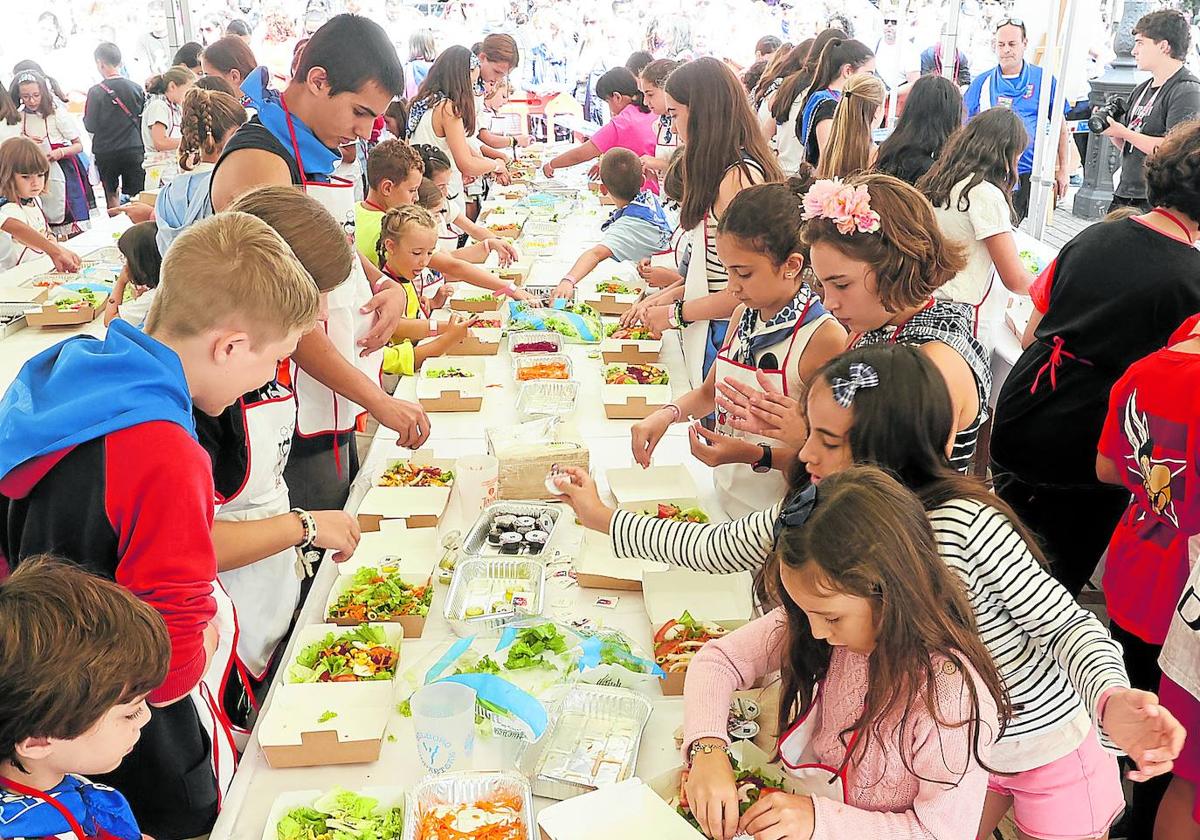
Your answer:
[410,681,477,775]
[456,454,499,514]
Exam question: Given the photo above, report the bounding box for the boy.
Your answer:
[83,42,145,210]
[0,213,319,840]
[0,557,169,840]
[355,138,425,272]
[552,147,674,300]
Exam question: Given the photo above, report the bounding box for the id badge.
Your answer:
[996,96,1015,109]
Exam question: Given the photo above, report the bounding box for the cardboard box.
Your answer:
[607,466,699,508]
[600,336,662,364]
[448,324,502,356]
[497,261,534,286]
[485,424,589,501]
[601,385,671,420]
[24,292,109,327]
[136,189,160,207]
[337,522,441,582]
[259,788,406,840]
[0,286,47,317]
[324,573,431,638]
[357,455,455,530]
[283,622,405,691]
[538,779,705,840]
[257,683,391,768]
[574,530,668,591]
[450,295,501,313]
[416,356,485,413]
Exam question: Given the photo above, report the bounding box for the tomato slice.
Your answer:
[653,619,684,645]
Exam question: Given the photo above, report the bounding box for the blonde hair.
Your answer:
[376,204,437,268]
[227,186,354,293]
[817,72,885,179]
[0,137,50,203]
[146,65,196,97]
[179,88,247,171]
[146,212,319,344]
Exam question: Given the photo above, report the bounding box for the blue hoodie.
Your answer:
[0,319,196,481]
[155,167,215,257]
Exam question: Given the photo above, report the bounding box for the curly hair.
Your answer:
[918,108,1026,222]
[803,173,967,311]
[376,204,437,269]
[178,88,246,172]
[1146,119,1200,218]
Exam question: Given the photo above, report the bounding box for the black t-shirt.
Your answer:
[1116,66,1200,200]
[991,217,1200,486]
[194,383,280,502]
[83,77,145,155]
[800,98,838,170]
[214,117,304,188]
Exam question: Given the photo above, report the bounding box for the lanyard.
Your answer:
[363,198,386,212]
[280,95,311,187]
[1152,208,1193,242]
[0,776,88,840]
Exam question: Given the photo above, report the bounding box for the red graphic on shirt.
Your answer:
[1123,388,1188,527]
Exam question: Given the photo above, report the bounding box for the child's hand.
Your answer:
[1101,687,1187,781]
[310,510,362,564]
[644,266,683,289]
[514,134,533,148]
[51,246,81,273]
[641,304,673,335]
[550,278,576,302]
[714,375,805,449]
[511,287,539,304]
[631,408,675,468]
[684,743,740,840]
[688,422,762,469]
[740,792,815,840]
[486,238,519,266]
[444,314,476,342]
[429,284,454,310]
[542,161,556,179]
[549,467,614,533]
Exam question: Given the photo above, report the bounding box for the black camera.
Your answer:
[1089,96,1127,133]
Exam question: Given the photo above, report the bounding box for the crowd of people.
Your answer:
[2,3,1200,840]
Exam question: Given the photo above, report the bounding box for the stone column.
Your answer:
[1073,0,1155,219]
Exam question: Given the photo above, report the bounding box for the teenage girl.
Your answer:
[636,58,784,387]
[374,205,474,376]
[919,108,1035,350]
[0,137,79,272]
[10,70,90,235]
[763,30,842,174]
[684,465,1007,840]
[816,72,886,179]
[636,59,681,180]
[798,39,875,172]
[555,343,1182,840]
[630,179,845,517]
[200,35,258,101]
[142,66,197,187]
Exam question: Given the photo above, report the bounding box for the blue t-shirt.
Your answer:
[964,62,1065,177]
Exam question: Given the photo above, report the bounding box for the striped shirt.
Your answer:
[702,158,766,294]
[852,301,991,472]
[610,496,1129,769]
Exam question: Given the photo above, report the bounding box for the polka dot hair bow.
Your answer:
[830,363,880,408]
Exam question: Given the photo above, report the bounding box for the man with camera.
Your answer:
[1103,9,1200,213]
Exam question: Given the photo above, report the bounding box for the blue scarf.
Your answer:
[734,283,827,365]
[0,775,141,840]
[799,88,841,148]
[241,67,337,180]
[658,114,676,146]
[601,190,673,246]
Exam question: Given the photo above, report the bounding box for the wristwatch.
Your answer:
[752,443,773,474]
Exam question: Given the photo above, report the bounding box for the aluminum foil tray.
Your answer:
[443,558,546,636]
[512,352,572,381]
[509,330,563,355]
[404,771,534,840]
[461,501,563,558]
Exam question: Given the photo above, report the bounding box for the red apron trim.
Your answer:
[0,776,88,840]
[1030,335,1093,394]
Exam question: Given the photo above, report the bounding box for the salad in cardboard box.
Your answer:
[286,625,400,684]
[271,788,405,840]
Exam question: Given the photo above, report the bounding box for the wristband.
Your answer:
[497,284,516,298]
[291,508,317,551]
[664,403,682,423]
[429,319,439,335]
[687,740,733,767]
[562,275,578,288]
[673,299,691,328]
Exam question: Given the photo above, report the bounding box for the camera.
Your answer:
[1089,96,1128,133]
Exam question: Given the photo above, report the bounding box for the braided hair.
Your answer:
[376,204,437,272]
[178,87,246,171]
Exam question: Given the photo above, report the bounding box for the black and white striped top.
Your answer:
[702,158,767,294]
[851,300,991,472]
[609,496,1129,763]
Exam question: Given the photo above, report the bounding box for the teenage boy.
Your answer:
[209,13,430,510]
[0,213,319,840]
[965,18,1073,223]
[1104,9,1200,213]
[83,42,146,210]
[551,147,673,301]
[0,557,169,840]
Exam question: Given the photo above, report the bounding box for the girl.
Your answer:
[805,173,987,472]
[683,465,1007,840]
[815,72,885,178]
[375,205,475,376]
[383,98,409,141]
[407,45,510,236]
[0,88,20,143]
[764,30,843,173]
[638,58,784,387]
[542,67,659,194]
[405,29,437,99]
[797,39,875,172]
[104,221,162,327]
[141,66,196,187]
[918,108,1033,350]
[556,344,1178,840]
[11,70,90,236]
[154,88,248,256]
[750,40,802,115]
[0,137,79,272]
[637,59,682,180]
[874,74,963,185]
[630,179,845,517]
[201,36,258,94]
[414,143,519,264]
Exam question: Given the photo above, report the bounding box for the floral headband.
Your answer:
[802,179,881,236]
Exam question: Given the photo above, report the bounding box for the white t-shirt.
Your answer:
[775,96,806,175]
[0,121,21,144]
[874,38,917,90]
[933,176,1013,307]
[0,199,49,271]
[141,97,179,151]
[115,286,156,328]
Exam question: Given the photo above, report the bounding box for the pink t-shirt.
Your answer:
[591,105,660,193]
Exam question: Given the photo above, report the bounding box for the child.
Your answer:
[84,42,146,210]
[155,87,248,256]
[413,143,520,265]
[0,138,79,272]
[382,98,409,141]
[803,173,988,472]
[627,178,844,517]
[141,66,196,187]
[417,177,444,213]
[10,70,91,236]
[355,139,426,267]
[551,148,676,301]
[817,72,885,179]
[0,212,319,840]
[637,59,682,179]
[375,205,475,376]
[104,222,161,327]
[682,465,1007,839]
[0,557,170,840]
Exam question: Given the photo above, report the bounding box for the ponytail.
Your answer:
[596,67,650,114]
[412,142,451,178]
[146,65,196,97]
[178,87,246,171]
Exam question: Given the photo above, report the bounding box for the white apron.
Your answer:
[189,581,241,798]
[712,300,826,518]
[279,100,384,439]
[5,199,52,267]
[1158,534,1200,701]
[654,117,678,166]
[776,684,850,802]
[20,113,67,225]
[680,220,712,389]
[215,386,302,680]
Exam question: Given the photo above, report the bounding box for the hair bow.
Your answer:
[802,179,881,235]
[772,481,818,548]
[830,363,880,408]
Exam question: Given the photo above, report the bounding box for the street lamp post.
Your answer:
[1073,0,1154,219]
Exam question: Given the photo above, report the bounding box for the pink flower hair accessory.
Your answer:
[802,179,882,236]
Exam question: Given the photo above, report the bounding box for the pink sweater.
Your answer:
[683,609,998,840]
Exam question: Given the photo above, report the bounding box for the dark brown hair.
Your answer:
[293,14,403,96]
[804,38,875,108]
[202,35,258,82]
[145,65,196,97]
[9,71,54,118]
[772,466,1008,779]
[1146,119,1200,218]
[765,42,811,123]
[1134,9,1191,60]
[662,147,686,204]
[196,76,238,97]
[751,40,798,108]
[666,58,785,230]
[366,139,423,190]
[0,87,17,126]
[118,221,163,289]
[179,87,247,171]
[803,173,967,310]
[479,33,520,69]
[417,177,443,210]
[413,45,477,136]
[717,169,815,267]
[0,137,50,203]
[0,556,169,770]
[918,107,1027,221]
[386,98,410,140]
[596,67,649,113]
[639,59,680,89]
[599,147,644,202]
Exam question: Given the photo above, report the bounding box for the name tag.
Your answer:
[996,96,1015,109]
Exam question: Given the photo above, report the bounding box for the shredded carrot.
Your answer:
[416,796,525,840]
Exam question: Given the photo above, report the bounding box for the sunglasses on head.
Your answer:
[995,17,1025,32]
